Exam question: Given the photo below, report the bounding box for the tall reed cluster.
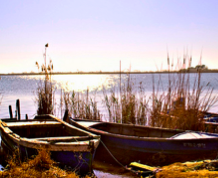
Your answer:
[35,46,55,115]
[103,74,148,124]
[61,89,101,121]
[149,55,218,131]
[59,58,217,132]
[34,47,218,132]
[100,54,218,131]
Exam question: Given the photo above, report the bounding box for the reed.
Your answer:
[103,73,148,124]
[149,55,218,131]
[35,59,55,115]
[33,49,218,132]
[62,89,101,121]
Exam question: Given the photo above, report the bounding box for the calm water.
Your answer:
[0,73,218,119]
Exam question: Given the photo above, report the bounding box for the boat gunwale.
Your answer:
[0,116,100,152]
[4,121,62,127]
[1,133,100,152]
[70,118,218,142]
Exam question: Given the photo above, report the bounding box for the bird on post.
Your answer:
[45,43,49,47]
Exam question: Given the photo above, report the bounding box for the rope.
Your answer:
[100,140,154,176]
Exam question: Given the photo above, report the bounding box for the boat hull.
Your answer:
[70,119,218,166]
[1,138,95,174]
[94,134,218,166]
[0,116,100,176]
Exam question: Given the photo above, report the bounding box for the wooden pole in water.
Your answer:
[9,105,13,119]
[61,89,62,118]
[63,109,69,122]
[16,99,21,120]
[120,60,122,123]
[120,60,121,96]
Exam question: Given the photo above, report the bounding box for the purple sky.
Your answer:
[0,0,218,73]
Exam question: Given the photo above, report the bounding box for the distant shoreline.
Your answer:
[1,70,218,76]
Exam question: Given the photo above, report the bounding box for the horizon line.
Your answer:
[1,69,218,76]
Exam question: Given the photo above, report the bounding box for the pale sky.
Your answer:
[0,0,218,73]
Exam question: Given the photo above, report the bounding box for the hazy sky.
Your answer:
[0,0,218,73]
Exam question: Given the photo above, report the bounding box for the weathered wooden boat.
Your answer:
[203,111,218,122]
[0,115,100,175]
[69,118,218,167]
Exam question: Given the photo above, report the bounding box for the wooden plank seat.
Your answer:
[5,121,61,127]
[27,136,97,143]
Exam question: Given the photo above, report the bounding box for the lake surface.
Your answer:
[0,73,218,119]
[0,73,218,177]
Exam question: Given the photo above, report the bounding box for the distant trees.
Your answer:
[195,64,208,71]
[180,64,208,72]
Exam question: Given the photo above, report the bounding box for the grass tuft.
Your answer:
[62,89,101,121]
[156,160,218,178]
[35,52,55,115]
[0,148,92,178]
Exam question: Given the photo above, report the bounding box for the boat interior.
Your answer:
[4,120,88,139]
[75,120,183,138]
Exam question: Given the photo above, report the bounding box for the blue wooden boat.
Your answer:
[203,111,218,122]
[0,115,100,175]
[69,118,218,166]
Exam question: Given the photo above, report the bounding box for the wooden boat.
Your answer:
[69,118,218,167]
[203,111,218,122]
[0,115,100,175]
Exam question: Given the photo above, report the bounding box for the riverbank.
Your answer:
[1,149,218,178]
[0,138,218,178]
[156,159,218,178]
[0,144,136,178]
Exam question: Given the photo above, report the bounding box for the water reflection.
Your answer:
[19,74,115,92]
[52,74,112,92]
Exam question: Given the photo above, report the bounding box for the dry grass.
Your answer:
[34,52,218,133]
[103,74,148,124]
[101,55,218,129]
[60,73,148,124]
[61,57,218,131]
[149,55,218,131]
[0,148,92,178]
[35,56,55,115]
[61,89,101,121]
[35,77,55,115]
[156,160,218,178]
